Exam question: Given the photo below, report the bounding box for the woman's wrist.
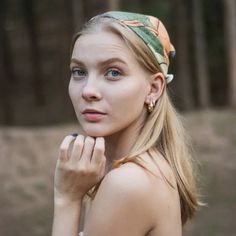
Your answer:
[54,195,83,208]
[54,187,84,207]
[52,197,82,236]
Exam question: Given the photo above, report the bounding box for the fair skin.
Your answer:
[52,29,182,236]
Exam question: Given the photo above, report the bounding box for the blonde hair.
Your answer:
[72,17,202,225]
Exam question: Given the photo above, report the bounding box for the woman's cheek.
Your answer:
[69,82,81,103]
[68,80,76,101]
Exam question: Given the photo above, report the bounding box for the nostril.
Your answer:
[82,88,101,101]
[82,94,99,101]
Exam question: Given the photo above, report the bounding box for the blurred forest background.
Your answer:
[0,0,235,236]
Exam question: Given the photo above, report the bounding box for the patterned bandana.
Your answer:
[90,11,175,84]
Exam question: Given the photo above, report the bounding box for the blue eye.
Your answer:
[71,68,87,79]
[105,69,121,80]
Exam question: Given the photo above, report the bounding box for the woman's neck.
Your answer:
[104,115,146,172]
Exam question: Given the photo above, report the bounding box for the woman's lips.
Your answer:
[82,109,106,122]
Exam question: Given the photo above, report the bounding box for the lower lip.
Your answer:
[83,113,106,122]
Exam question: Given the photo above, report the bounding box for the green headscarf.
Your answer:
[90,11,175,84]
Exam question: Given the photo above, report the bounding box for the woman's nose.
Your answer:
[82,77,102,102]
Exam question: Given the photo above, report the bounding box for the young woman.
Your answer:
[52,11,201,236]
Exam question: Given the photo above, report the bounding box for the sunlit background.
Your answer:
[0,0,235,235]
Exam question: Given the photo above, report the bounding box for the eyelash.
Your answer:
[105,68,122,80]
[70,67,122,81]
[71,68,87,79]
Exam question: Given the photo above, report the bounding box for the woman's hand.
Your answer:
[54,134,106,204]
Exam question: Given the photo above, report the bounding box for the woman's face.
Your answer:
[69,29,152,137]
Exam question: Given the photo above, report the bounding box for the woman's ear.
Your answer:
[145,72,165,105]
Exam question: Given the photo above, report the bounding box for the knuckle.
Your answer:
[85,136,95,146]
[78,165,97,176]
[96,137,105,144]
[78,165,87,174]
[66,134,75,138]
[60,137,72,148]
[64,135,73,142]
[74,135,84,145]
[77,134,85,140]
[73,140,83,149]
[88,168,98,177]
[60,146,67,151]
[94,145,104,154]
[59,147,67,155]
[65,163,74,171]
[98,158,105,168]
[102,155,106,163]
[57,161,66,170]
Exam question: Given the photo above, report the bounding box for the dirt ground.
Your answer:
[0,109,235,236]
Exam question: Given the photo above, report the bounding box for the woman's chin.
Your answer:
[81,127,110,138]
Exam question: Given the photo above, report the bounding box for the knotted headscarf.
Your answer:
[90,11,175,84]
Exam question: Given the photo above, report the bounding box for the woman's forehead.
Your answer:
[74,31,126,49]
[72,31,135,64]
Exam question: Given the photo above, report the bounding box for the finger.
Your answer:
[80,136,95,164]
[59,135,77,162]
[71,133,78,138]
[91,137,105,166]
[93,159,106,181]
[69,135,85,163]
[98,156,106,178]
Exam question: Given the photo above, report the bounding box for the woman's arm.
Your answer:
[51,134,106,236]
[52,200,82,236]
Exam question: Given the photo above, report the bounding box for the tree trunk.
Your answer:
[71,0,85,32]
[174,0,194,110]
[223,0,236,108]
[108,0,121,10]
[0,0,14,124]
[83,0,108,21]
[192,0,210,108]
[23,0,45,106]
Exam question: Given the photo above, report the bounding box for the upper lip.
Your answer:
[82,109,106,114]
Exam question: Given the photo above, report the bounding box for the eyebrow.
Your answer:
[70,57,127,67]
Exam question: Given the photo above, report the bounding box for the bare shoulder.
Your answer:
[93,161,156,217]
[83,162,157,235]
[102,161,154,194]
[84,158,182,235]
[98,156,179,213]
